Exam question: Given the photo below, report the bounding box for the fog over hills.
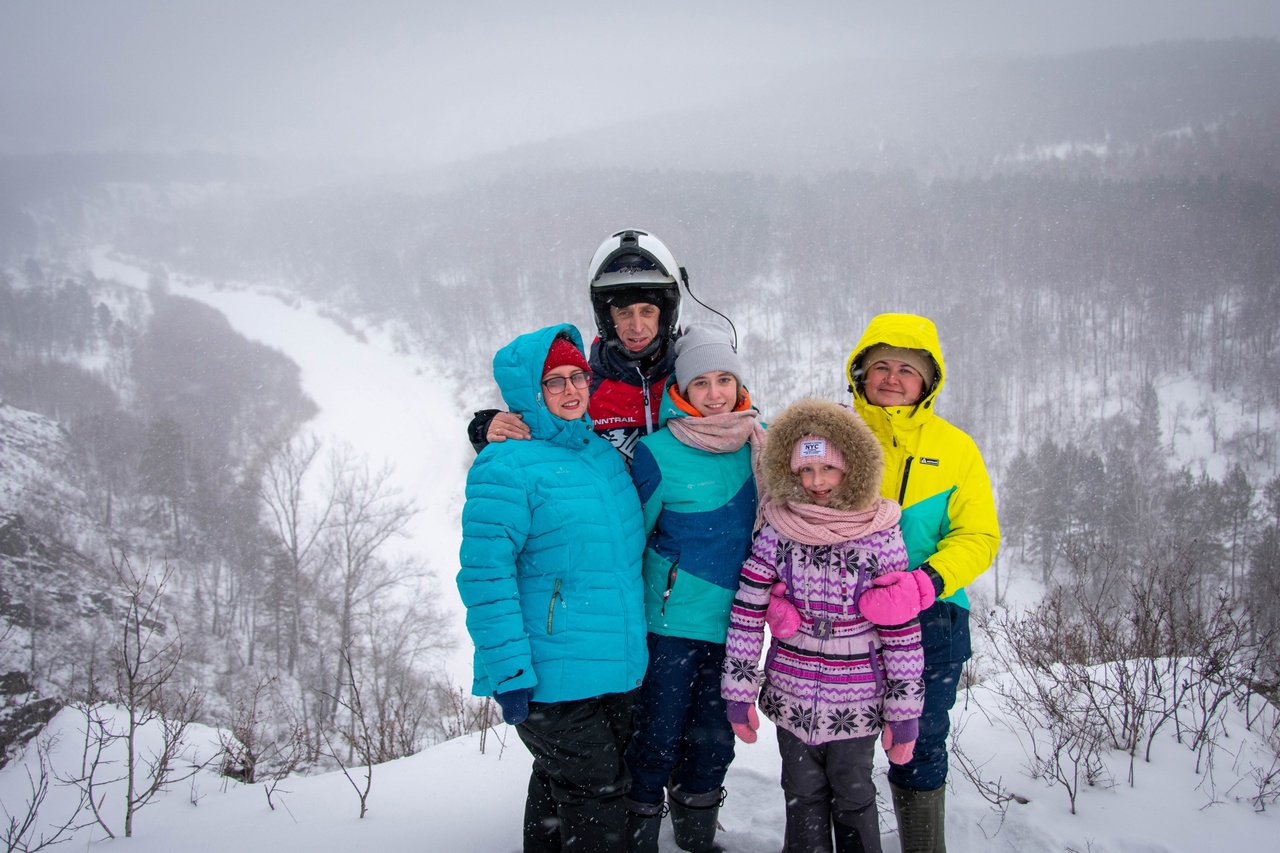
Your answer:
[431,39,1280,186]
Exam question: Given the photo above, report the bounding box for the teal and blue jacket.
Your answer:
[629,380,759,643]
[458,324,647,703]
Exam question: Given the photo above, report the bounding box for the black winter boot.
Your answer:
[624,797,666,853]
[889,782,946,853]
[667,787,725,852]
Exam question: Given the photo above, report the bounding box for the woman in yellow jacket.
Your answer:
[845,313,1000,853]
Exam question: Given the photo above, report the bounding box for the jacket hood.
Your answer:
[844,313,946,413]
[493,324,594,443]
[760,398,884,511]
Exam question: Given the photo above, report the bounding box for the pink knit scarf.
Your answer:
[761,496,902,546]
[667,410,767,470]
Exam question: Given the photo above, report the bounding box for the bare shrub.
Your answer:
[2,734,90,853]
[982,544,1268,812]
[948,713,1029,839]
[56,555,208,839]
[1242,698,1280,812]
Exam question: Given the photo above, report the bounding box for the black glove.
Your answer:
[467,409,500,453]
[919,561,945,597]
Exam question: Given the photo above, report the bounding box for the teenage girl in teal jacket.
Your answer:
[623,323,764,853]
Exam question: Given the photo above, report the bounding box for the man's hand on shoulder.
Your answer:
[468,410,532,452]
[489,411,530,443]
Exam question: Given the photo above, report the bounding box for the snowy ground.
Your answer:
[3,250,1275,851]
[4,679,1276,853]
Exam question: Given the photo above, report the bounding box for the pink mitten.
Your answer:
[726,702,760,744]
[857,571,936,626]
[764,582,800,638]
[882,725,917,765]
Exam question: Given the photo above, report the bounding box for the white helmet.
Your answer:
[588,229,683,360]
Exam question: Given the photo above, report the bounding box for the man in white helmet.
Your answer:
[468,228,684,463]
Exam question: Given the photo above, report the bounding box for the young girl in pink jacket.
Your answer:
[721,398,930,853]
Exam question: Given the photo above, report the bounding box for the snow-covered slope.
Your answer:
[0,401,83,521]
[4,248,1268,852]
[2,676,1275,852]
[88,248,477,685]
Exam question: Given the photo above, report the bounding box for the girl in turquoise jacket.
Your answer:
[458,323,646,852]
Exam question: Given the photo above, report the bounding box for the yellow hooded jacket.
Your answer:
[845,313,1000,609]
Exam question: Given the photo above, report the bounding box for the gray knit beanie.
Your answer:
[674,322,744,390]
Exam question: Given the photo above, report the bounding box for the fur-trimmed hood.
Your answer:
[760,398,884,511]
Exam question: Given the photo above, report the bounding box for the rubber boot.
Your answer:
[889,782,946,853]
[667,787,725,852]
[624,797,666,853]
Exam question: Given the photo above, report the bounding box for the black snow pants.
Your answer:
[515,690,636,853]
[777,727,882,853]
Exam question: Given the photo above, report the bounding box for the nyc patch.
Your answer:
[799,439,827,458]
[919,457,940,466]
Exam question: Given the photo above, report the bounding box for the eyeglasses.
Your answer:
[541,371,592,394]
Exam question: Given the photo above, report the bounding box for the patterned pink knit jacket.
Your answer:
[721,523,925,746]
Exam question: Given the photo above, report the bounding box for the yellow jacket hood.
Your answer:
[845,313,945,423]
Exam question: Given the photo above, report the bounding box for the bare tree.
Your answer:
[261,715,311,814]
[318,448,417,728]
[55,703,117,839]
[112,556,208,837]
[58,555,209,839]
[325,647,375,819]
[214,673,314,812]
[259,433,333,676]
[359,599,454,760]
[217,673,276,784]
[436,683,503,752]
[2,734,91,853]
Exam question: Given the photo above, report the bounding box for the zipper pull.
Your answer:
[661,565,677,614]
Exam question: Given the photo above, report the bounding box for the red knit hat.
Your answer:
[790,435,847,473]
[543,336,590,376]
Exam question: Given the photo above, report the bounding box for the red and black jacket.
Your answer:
[586,337,677,463]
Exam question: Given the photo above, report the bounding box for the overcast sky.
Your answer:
[2,0,1277,169]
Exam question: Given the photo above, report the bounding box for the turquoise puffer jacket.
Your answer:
[458,324,647,703]
[629,379,758,643]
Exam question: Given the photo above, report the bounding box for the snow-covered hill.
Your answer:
[5,250,1276,852]
[0,400,84,523]
[87,248,477,686]
[2,672,1275,852]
